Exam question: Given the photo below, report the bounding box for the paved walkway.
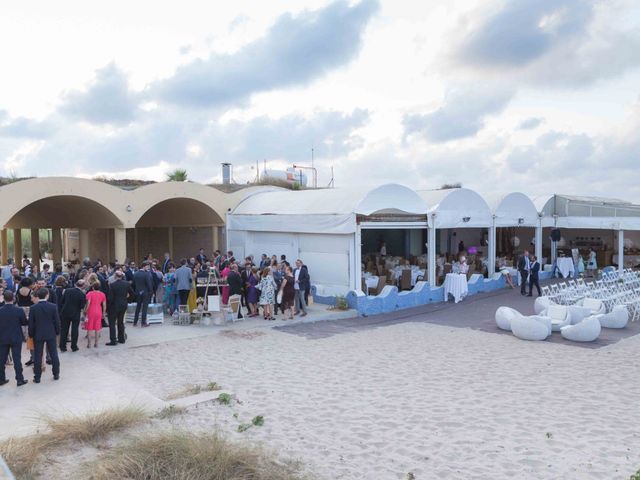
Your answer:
[276,286,640,349]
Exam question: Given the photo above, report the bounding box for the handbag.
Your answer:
[276,290,283,305]
[101,317,109,328]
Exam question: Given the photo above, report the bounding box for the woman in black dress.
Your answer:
[279,265,295,320]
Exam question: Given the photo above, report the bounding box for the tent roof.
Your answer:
[231,183,427,216]
[416,188,492,228]
[484,192,539,227]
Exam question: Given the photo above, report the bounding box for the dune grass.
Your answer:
[83,430,307,480]
[166,381,222,400]
[0,406,146,479]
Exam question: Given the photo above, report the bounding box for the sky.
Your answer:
[1,0,639,201]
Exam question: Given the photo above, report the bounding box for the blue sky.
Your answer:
[0,0,639,201]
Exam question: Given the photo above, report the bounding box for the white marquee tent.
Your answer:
[227,186,640,295]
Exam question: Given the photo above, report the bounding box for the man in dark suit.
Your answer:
[28,288,61,382]
[517,250,531,296]
[60,279,87,352]
[0,291,28,386]
[226,264,244,319]
[196,248,207,266]
[293,259,310,317]
[161,253,171,274]
[107,271,133,345]
[133,262,153,327]
[528,255,541,297]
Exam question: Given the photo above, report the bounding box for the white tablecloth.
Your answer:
[363,275,379,294]
[443,273,468,303]
[557,258,575,278]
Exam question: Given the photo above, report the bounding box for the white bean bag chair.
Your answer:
[560,316,601,342]
[534,296,553,314]
[596,305,629,329]
[543,304,572,332]
[495,306,520,331]
[511,315,552,341]
[567,305,593,325]
[581,298,606,315]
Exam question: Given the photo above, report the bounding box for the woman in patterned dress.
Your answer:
[258,267,277,320]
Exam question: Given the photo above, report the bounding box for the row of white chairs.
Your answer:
[541,269,640,322]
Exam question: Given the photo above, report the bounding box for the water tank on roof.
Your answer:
[262,168,307,186]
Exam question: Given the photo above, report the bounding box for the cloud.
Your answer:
[0,115,57,138]
[457,0,593,67]
[518,117,544,130]
[451,0,640,87]
[154,0,379,107]
[402,86,514,142]
[6,107,368,180]
[61,62,138,124]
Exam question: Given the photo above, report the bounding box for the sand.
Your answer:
[79,322,640,480]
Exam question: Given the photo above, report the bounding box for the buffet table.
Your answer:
[443,273,468,303]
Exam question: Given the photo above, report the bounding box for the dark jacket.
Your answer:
[517,256,529,272]
[61,287,87,319]
[133,270,153,294]
[227,271,243,296]
[0,304,28,345]
[108,279,134,312]
[295,265,310,291]
[529,261,540,280]
[125,268,134,283]
[28,301,60,341]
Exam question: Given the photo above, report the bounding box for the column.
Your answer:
[212,226,219,252]
[30,228,40,263]
[168,226,174,259]
[427,224,437,286]
[618,229,624,272]
[0,229,7,264]
[535,219,543,265]
[133,228,139,263]
[114,227,127,264]
[488,219,496,280]
[51,228,62,264]
[79,229,90,261]
[13,229,22,262]
[354,224,362,292]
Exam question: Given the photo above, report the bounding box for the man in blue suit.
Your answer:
[0,291,28,386]
[28,288,61,383]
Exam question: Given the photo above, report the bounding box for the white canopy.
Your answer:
[533,194,640,230]
[417,188,492,228]
[485,192,539,227]
[228,183,427,234]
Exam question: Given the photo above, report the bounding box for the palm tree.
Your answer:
[166,169,188,182]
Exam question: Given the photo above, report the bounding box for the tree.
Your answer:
[439,182,462,189]
[166,169,188,182]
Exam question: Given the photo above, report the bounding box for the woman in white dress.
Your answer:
[586,249,597,277]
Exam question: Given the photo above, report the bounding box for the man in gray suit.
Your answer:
[175,258,193,307]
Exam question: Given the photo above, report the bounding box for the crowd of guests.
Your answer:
[1,249,312,387]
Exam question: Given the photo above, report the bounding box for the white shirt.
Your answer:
[380,245,387,256]
[525,257,531,271]
[294,268,301,290]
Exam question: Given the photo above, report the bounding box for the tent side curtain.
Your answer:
[227,214,356,235]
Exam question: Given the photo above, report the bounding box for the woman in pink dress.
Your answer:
[220,260,231,305]
[85,283,106,348]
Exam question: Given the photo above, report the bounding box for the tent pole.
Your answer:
[488,217,496,278]
[618,229,624,272]
[535,216,543,264]
[428,217,437,286]
[354,223,362,292]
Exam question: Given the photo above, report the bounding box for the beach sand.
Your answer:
[85,322,640,479]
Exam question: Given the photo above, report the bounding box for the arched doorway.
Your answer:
[133,198,224,262]
[4,195,125,265]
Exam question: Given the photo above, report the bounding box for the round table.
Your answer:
[556,257,575,278]
[443,273,468,303]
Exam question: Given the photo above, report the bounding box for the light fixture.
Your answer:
[518,217,525,225]
[462,217,471,223]
[126,205,132,212]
